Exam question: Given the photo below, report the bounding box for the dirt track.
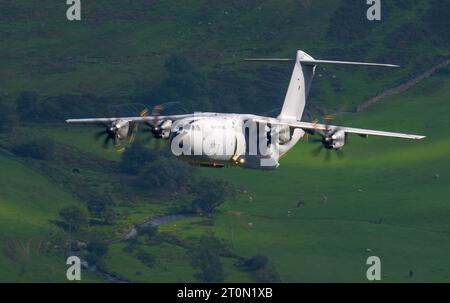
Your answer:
[356,59,450,112]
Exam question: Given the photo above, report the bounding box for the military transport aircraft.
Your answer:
[66,50,425,170]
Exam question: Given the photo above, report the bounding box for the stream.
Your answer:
[80,212,195,283]
[123,213,194,240]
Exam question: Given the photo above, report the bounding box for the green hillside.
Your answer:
[0,0,449,282]
[208,70,450,282]
[1,0,448,112]
[0,154,101,282]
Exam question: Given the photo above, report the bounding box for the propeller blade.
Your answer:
[154,139,161,151]
[325,149,332,162]
[102,136,111,149]
[143,122,154,131]
[312,144,323,157]
[128,108,151,144]
[304,133,310,142]
[98,122,110,128]
[94,130,107,140]
[128,122,139,144]
[324,115,334,122]
[151,104,163,127]
[140,108,150,117]
[142,135,153,144]
[115,146,126,154]
[336,149,345,159]
[310,138,323,144]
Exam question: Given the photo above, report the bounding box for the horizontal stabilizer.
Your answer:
[245,58,293,62]
[300,59,399,68]
[245,58,399,68]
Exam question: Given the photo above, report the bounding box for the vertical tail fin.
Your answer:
[245,50,398,121]
[278,51,315,121]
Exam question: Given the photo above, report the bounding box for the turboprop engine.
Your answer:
[94,119,130,149]
[320,128,346,150]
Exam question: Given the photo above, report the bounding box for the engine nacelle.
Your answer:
[323,129,346,150]
[152,120,172,139]
[277,125,292,145]
[110,119,130,140]
[266,124,292,145]
[159,120,172,139]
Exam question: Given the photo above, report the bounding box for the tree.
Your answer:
[426,0,450,46]
[120,141,156,175]
[12,139,55,160]
[85,241,109,268]
[239,255,268,272]
[136,156,193,191]
[326,0,379,43]
[87,198,107,216]
[137,224,158,243]
[0,97,14,132]
[190,178,234,214]
[16,91,39,121]
[86,192,117,225]
[148,56,212,112]
[136,251,156,268]
[102,208,117,225]
[190,236,225,282]
[87,241,108,257]
[59,206,88,231]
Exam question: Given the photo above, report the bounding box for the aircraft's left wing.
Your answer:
[66,114,194,125]
[252,118,426,140]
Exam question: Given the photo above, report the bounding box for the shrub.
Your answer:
[425,0,450,46]
[136,251,156,268]
[122,239,139,254]
[87,241,108,257]
[120,141,156,175]
[238,255,268,272]
[0,97,15,132]
[12,139,55,160]
[190,178,235,215]
[58,206,88,231]
[16,91,39,121]
[137,224,158,243]
[135,156,193,191]
[190,236,225,282]
[326,0,380,43]
[148,56,212,112]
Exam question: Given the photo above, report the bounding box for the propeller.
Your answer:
[128,107,150,144]
[93,123,124,153]
[92,103,172,153]
[307,115,346,161]
[140,104,164,150]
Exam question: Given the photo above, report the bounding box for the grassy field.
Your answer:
[204,71,450,282]
[91,71,450,283]
[2,69,446,283]
[2,65,447,284]
[0,154,102,282]
[1,0,447,112]
[105,239,255,283]
[0,0,449,282]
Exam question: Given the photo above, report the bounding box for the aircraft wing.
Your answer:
[66,114,194,125]
[252,118,426,140]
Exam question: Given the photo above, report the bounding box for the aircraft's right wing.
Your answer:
[252,118,426,140]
